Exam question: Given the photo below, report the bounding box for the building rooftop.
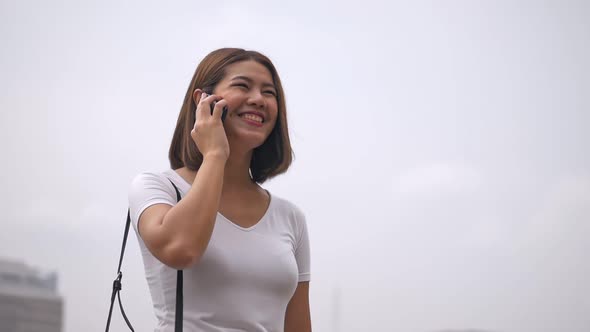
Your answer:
[0,258,60,300]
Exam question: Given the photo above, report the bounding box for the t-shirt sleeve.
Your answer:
[128,172,177,235]
[294,208,311,282]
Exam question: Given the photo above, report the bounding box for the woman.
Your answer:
[128,48,311,332]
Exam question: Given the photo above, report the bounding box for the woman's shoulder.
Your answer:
[128,169,179,199]
[267,193,310,245]
[130,169,175,187]
[269,192,306,221]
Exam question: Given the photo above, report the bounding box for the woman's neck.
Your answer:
[222,155,255,190]
[176,149,258,192]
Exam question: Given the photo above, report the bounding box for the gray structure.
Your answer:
[0,259,63,332]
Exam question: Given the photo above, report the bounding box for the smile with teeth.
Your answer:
[240,113,264,123]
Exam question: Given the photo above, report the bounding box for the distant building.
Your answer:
[0,258,63,332]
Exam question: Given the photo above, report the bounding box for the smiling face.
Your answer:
[170,48,293,181]
[213,60,279,151]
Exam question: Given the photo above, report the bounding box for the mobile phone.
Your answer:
[210,101,228,122]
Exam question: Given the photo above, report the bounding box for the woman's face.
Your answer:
[212,60,279,151]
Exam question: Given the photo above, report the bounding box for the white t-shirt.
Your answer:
[128,169,311,332]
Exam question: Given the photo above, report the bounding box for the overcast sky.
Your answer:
[1,0,589,331]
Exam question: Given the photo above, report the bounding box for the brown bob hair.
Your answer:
[168,48,293,183]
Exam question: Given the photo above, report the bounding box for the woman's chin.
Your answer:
[227,130,269,151]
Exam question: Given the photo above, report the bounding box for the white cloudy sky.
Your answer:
[1,1,589,331]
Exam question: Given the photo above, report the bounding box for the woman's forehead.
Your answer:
[224,60,273,84]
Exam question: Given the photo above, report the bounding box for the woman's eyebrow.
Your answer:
[230,75,275,88]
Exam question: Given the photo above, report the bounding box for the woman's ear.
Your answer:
[193,89,203,105]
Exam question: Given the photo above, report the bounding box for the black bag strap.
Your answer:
[105,209,135,332]
[106,178,183,332]
[169,180,184,332]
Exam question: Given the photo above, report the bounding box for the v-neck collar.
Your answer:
[167,169,272,232]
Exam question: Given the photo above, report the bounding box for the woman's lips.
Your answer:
[239,116,264,127]
[237,112,264,127]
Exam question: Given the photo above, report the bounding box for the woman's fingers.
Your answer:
[196,92,222,121]
[191,89,230,159]
[211,99,228,122]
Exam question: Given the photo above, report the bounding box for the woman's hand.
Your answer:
[191,90,230,161]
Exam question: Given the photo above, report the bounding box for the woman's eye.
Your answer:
[233,83,248,89]
[264,90,277,96]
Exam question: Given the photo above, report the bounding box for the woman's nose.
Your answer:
[247,90,265,108]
